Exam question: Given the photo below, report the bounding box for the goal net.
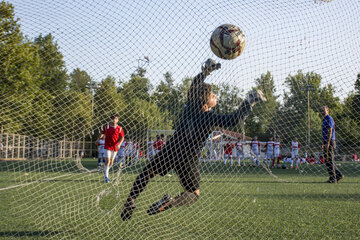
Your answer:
[1,0,360,239]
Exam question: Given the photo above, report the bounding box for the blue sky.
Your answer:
[11,0,360,99]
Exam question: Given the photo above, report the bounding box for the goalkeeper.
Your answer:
[121,59,266,220]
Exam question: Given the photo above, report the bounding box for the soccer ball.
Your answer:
[210,24,246,60]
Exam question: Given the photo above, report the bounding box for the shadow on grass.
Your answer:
[0,230,72,238]
[235,192,360,201]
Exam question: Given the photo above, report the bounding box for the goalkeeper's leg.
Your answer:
[147,190,200,215]
[121,164,157,220]
[147,161,201,215]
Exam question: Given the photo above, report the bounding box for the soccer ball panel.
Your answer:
[210,24,246,60]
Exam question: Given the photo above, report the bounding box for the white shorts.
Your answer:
[98,147,105,158]
[105,149,118,161]
[236,151,243,157]
[274,151,280,158]
[291,149,299,158]
[266,153,274,159]
[252,150,259,156]
[224,154,231,158]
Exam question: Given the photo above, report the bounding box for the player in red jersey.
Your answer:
[235,139,245,166]
[99,114,125,183]
[250,136,261,166]
[153,135,165,155]
[223,141,234,165]
[272,137,281,168]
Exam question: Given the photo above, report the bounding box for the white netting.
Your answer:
[1,0,360,239]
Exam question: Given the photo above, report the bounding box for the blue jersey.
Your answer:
[322,115,335,143]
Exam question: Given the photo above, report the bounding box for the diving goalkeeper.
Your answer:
[121,59,266,220]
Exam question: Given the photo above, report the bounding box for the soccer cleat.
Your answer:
[121,199,136,221]
[201,58,221,75]
[104,177,109,183]
[246,89,267,107]
[147,194,174,215]
[325,179,336,183]
[336,175,344,183]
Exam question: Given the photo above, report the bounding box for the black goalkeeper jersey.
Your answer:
[156,72,250,163]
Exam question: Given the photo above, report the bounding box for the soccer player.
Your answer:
[132,140,139,165]
[272,137,281,168]
[147,137,155,159]
[125,138,133,166]
[264,137,274,168]
[235,138,245,166]
[223,140,234,165]
[117,140,126,167]
[320,106,343,183]
[250,136,261,166]
[153,135,165,155]
[290,137,300,169]
[96,135,105,166]
[99,114,125,183]
[120,58,266,220]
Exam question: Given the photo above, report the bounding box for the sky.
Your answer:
[10,0,360,100]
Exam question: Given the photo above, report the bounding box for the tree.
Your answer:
[151,72,182,125]
[34,34,68,93]
[245,71,280,140]
[120,68,152,101]
[279,70,341,148]
[351,73,360,118]
[69,68,92,93]
[93,75,123,132]
[0,1,41,93]
[0,2,43,135]
[51,90,92,139]
[213,82,243,114]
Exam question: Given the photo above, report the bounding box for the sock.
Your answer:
[230,159,233,165]
[98,158,101,164]
[104,165,110,178]
[267,159,270,167]
[251,158,255,165]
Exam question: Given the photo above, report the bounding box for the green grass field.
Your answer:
[1,158,360,239]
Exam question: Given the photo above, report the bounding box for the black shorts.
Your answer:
[147,152,200,192]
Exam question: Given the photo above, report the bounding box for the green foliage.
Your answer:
[51,90,92,139]
[69,68,92,93]
[93,75,123,131]
[245,71,280,141]
[120,68,152,101]
[214,82,243,114]
[151,72,183,125]
[277,70,342,147]
[34,34,68,93]
[0,1,41,92]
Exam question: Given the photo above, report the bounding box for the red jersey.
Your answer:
[102,124,124,151]
[235,142,243,151]
[224,143,234,155]
[153,139,165,150]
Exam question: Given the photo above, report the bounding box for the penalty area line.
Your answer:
[0,173,72,192]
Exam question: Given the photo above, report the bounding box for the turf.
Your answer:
[0,159,359,239]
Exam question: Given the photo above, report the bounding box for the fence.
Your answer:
[0,133,97,160]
